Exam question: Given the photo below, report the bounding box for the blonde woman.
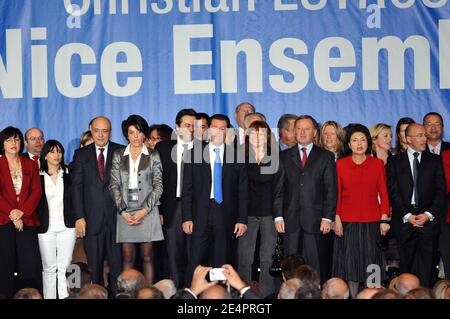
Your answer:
[320,121,345,160]
[370,123,393,165]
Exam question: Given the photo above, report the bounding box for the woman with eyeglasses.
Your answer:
[0,126,42,298]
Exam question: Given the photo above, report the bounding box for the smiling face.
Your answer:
[145,128,161,150]
[349,132,368,156]
[424,114,443,143]
[127,125,145,148]
[322,124,338,152]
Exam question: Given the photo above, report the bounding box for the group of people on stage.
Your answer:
[0,103,449,299]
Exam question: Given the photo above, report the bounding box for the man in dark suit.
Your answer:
[71,116,124,296]
[387,123,446,287]
[182,114,248,284]
[423,112,450,155]
[23,127,45,167]
[234,102,255,146]
[155,108,196,288]
[274,115,337,284]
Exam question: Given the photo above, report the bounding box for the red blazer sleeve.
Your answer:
[18,159,41,217]
[336,160,343,217]
[377,160,390,217]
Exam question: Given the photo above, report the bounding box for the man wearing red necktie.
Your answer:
[24,128,45,167]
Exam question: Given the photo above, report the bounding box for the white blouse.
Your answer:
[43,170,66,232]
[123,144,149,189]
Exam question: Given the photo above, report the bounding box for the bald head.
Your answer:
[117,269,146,298]
[154,279,177,299]
[405,123,427,152]
[200,285,231,299]
[356,288,380,299]
[278,278,302,299]
[322,278,349,299]
[24,127,44,155]
[395,273,420,295]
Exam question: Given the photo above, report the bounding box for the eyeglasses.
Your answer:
[28,136,43,142]
[5,137,20,143]
[91,128,110,134]
[424,122,442,127]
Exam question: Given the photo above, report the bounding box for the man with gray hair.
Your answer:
[243,112,266,129]
[116,269,146,299]
[234,102,255,145]
[154,279,177,299]
[277,114,297,151]
[322,277,349,299]
[278,278,302,299]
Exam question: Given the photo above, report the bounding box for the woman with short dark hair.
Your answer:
[110,115,164,285]
[0,126,42,298]
[37,140,76,299]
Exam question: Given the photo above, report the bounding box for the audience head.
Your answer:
[194,113,210,141]
[24,127,45,156]
[40,140,65,174]
[199,285,231,299]
[67,262,92,295]
[292,264,320,289]
[117,269,146,299]
[295,115,318,146]
[13,288,42,299]
[277,114,298,148]
[89,116,112,147]
[137,286,164,299]
[356,287,380,299]
[405,123,427,152]
[395,117,415,153]
[243,112,266,129]
[278,278,302,299]
[370,123,392,154]
[322,277,349,299]
[405,287,433,299]
[432,279,450,299]
[145,124,174,149]
[371,288,402,299]
[175,109,197,143]
[280,255,305,281]
[0,126,24,156]
[235,102,255,129]
[394,273,420,296]
[79,130,94,148]
[344,123,372,157]
[121,114,149,147]
[423,111,444,144]
[295,283,322,299]
[209,114,231,147]
[153,279,177,299]
[320,121,344,156]
[77,283,108,299]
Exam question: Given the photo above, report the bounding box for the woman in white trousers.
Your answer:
[37,140,76,299]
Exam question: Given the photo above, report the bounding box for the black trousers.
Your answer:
[163,201,190,289]
[84,224,122,297]
[398,221,438,288]
[440,222,450,279]
[186,201,232,285]
[0,223,42,298]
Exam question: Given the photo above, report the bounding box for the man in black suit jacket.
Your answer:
[182,114,248,284]
[387,123,446,287]
[423,112,450,155]
[155,108,197,288]
[274,115,337,284]
[71,116,124,296]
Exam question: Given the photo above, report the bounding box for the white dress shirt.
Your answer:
[209,143,225,199]
[95,143,109,163]
[238,127,245,145]
[176,137,193,197]
[427,142,442,155]
[123,144,149,189]
[43,170,67,232]
[402,147,434,223]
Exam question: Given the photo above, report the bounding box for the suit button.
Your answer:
[300,184,303,187]
[139,188,142,191]
[301,173,304,176]
[139,181,141,183]
[138,173,141,176]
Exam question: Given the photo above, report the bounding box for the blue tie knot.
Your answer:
[413,152,420,158]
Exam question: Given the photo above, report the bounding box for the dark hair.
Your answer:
[175,109,197,126]
[40,140,66,174]
[245,121,272,158]
[13,288,42,299]
[423,112,444,127]
[209,114,231,128]
[343,124,372,156]
[0,126,24,155]
[292,264,320,288]
[121,115,149,141]
[295,283,322,299]
[295,115,319,130]
[67,262,92,294]
[395,117,415,154]
[196,112,210,122]
[280,255,305,280]
[149,124,174,141]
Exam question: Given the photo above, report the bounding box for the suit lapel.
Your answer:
[103,144,115,184]
[138,153,149,172]
[289,146,302,171]
[0,157,17,202]
[303,145,319,170]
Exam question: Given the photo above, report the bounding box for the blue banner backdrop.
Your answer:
[1,0,450,160]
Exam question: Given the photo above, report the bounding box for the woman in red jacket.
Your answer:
[332,124,391,298]
[0,127,42,298]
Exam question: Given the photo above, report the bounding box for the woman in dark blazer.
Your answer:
[0,126,42,298]
[37,140,76,299]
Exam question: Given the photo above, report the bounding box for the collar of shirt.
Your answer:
[41,169,64,178]
[407,146,422,162]
[28,152,38,159]
[177,136,193,151]
[209,143,225,162]
[427,142,441,154]
[239,127,245,144]
[297,143,314,158]
[123,144,149,156]
[95,143,109,157]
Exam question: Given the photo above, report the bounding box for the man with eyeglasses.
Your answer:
[24,128,45,166]
[234,102,255,146]
[71,116,124,297]
[387,123,446,287]
[422,112,450,155]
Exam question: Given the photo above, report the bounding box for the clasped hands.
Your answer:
[408,214,430,227]
[9,209,24,231]
[122,208,148,225]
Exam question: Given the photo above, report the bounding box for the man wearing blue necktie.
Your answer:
[182,114,248,285]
